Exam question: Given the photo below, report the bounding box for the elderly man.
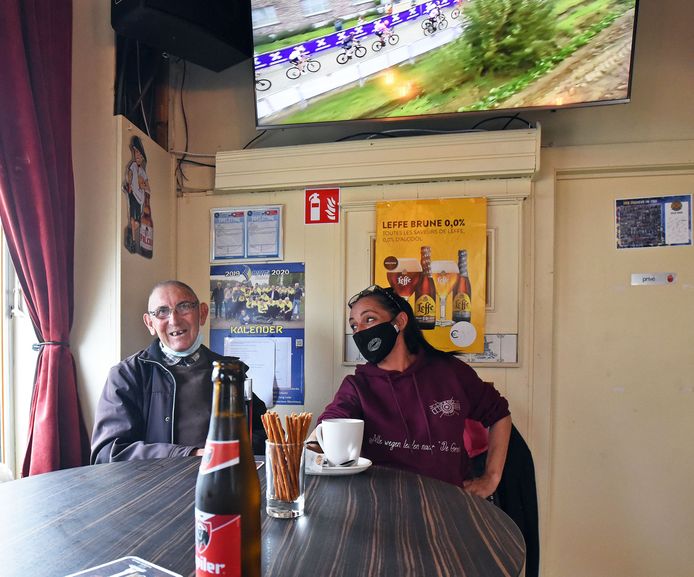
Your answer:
[91,280,267,464]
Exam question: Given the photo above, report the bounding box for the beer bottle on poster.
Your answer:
[195,360,261,577]
[415,246,436,330]
[452,249,472,322]
[139,192,154,259]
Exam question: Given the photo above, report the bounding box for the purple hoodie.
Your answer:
[318,352,509,487]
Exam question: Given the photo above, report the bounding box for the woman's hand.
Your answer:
[463,415,512,499]
[463,473,500,499]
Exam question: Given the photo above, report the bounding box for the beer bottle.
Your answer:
[139,192,154,259]
[452,249,472,322]
[195,360,261,577]
[415,246,436,330]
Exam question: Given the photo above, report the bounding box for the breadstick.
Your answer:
[268,415,293,498]
[262,414,290,499]
[261,410,313,502]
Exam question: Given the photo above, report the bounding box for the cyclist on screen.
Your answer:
[374,19,391,41]
[342,30,356,48]
[427,2,441,29]
[341,30,359,56]
[289,46,309,74]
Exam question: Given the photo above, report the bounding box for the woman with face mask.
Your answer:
[312,285,512,499]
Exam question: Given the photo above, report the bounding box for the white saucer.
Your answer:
[307,457,372,476]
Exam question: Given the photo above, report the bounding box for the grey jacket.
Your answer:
[91,341,267,464]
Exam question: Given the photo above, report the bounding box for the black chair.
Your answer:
[495,425,540,577]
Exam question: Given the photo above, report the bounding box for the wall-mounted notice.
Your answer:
[211,205,283,261]
[458,334,518,365]
[374,198,487,353]
[616,195,692,249]
[209,262,305,405]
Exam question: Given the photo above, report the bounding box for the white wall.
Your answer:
[71,0,120,436]
[535,141,694,577]
[71,2,175,437]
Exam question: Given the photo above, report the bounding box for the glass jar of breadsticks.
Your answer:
[262,411,312,518]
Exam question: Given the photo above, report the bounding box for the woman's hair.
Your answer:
[349,285,449,357]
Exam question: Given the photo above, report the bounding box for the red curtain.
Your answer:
[0,0,90,475]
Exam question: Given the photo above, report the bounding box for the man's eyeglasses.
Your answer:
[148,301,199,320]
[348,285,402,311]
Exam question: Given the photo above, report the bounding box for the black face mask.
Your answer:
[353,319,399,364]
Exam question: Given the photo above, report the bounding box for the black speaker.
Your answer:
[111,0,253,72]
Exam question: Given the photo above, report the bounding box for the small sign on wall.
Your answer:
[631,272,677,286]
[305,188,340,224]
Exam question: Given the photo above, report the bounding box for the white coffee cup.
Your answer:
[314,418,364,466]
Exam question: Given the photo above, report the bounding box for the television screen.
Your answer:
[250,0,638,128]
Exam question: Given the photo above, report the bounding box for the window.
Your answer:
[300,0,330,16]
[1,234,38,477]
[252,6,279,29]
[0,239,6,468]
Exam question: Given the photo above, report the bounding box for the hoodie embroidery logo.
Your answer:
[367,337,382,351]
[430,399,461,417]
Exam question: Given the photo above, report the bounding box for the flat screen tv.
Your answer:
[250,0,639,128]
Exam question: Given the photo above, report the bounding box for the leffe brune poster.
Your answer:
[375,198,486,353]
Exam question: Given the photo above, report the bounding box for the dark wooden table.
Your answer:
[0,458,525,577]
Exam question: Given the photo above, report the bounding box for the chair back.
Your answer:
[496,425,540,577]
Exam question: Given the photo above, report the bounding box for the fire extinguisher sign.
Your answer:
[305,188,340,225]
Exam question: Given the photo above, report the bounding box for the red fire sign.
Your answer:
[305,188,340,224]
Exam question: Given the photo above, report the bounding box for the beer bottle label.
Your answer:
[195,509,241,577]
[415,294,436,321]
[140,224,153,250]
[453,292,471,313]
[199,440,240,475]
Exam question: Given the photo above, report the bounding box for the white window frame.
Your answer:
[1,234,38,477]
[300,0,331,17]
[252,6,280,29]
[1,235,16,473]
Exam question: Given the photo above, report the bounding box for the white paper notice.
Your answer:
[665,198,691,245]
[247,209,281,258]
[213,211,245,259]
[273,338,292,389]
[224,338,276,408]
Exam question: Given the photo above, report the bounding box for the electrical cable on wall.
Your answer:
[333,117,533,143]
[175,60,189,193]
[136,41,151,138]
[179,159,215,168]
[471,115,532,130]
[243,130,268,149]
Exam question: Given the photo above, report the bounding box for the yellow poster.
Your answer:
[375,198,487,353]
